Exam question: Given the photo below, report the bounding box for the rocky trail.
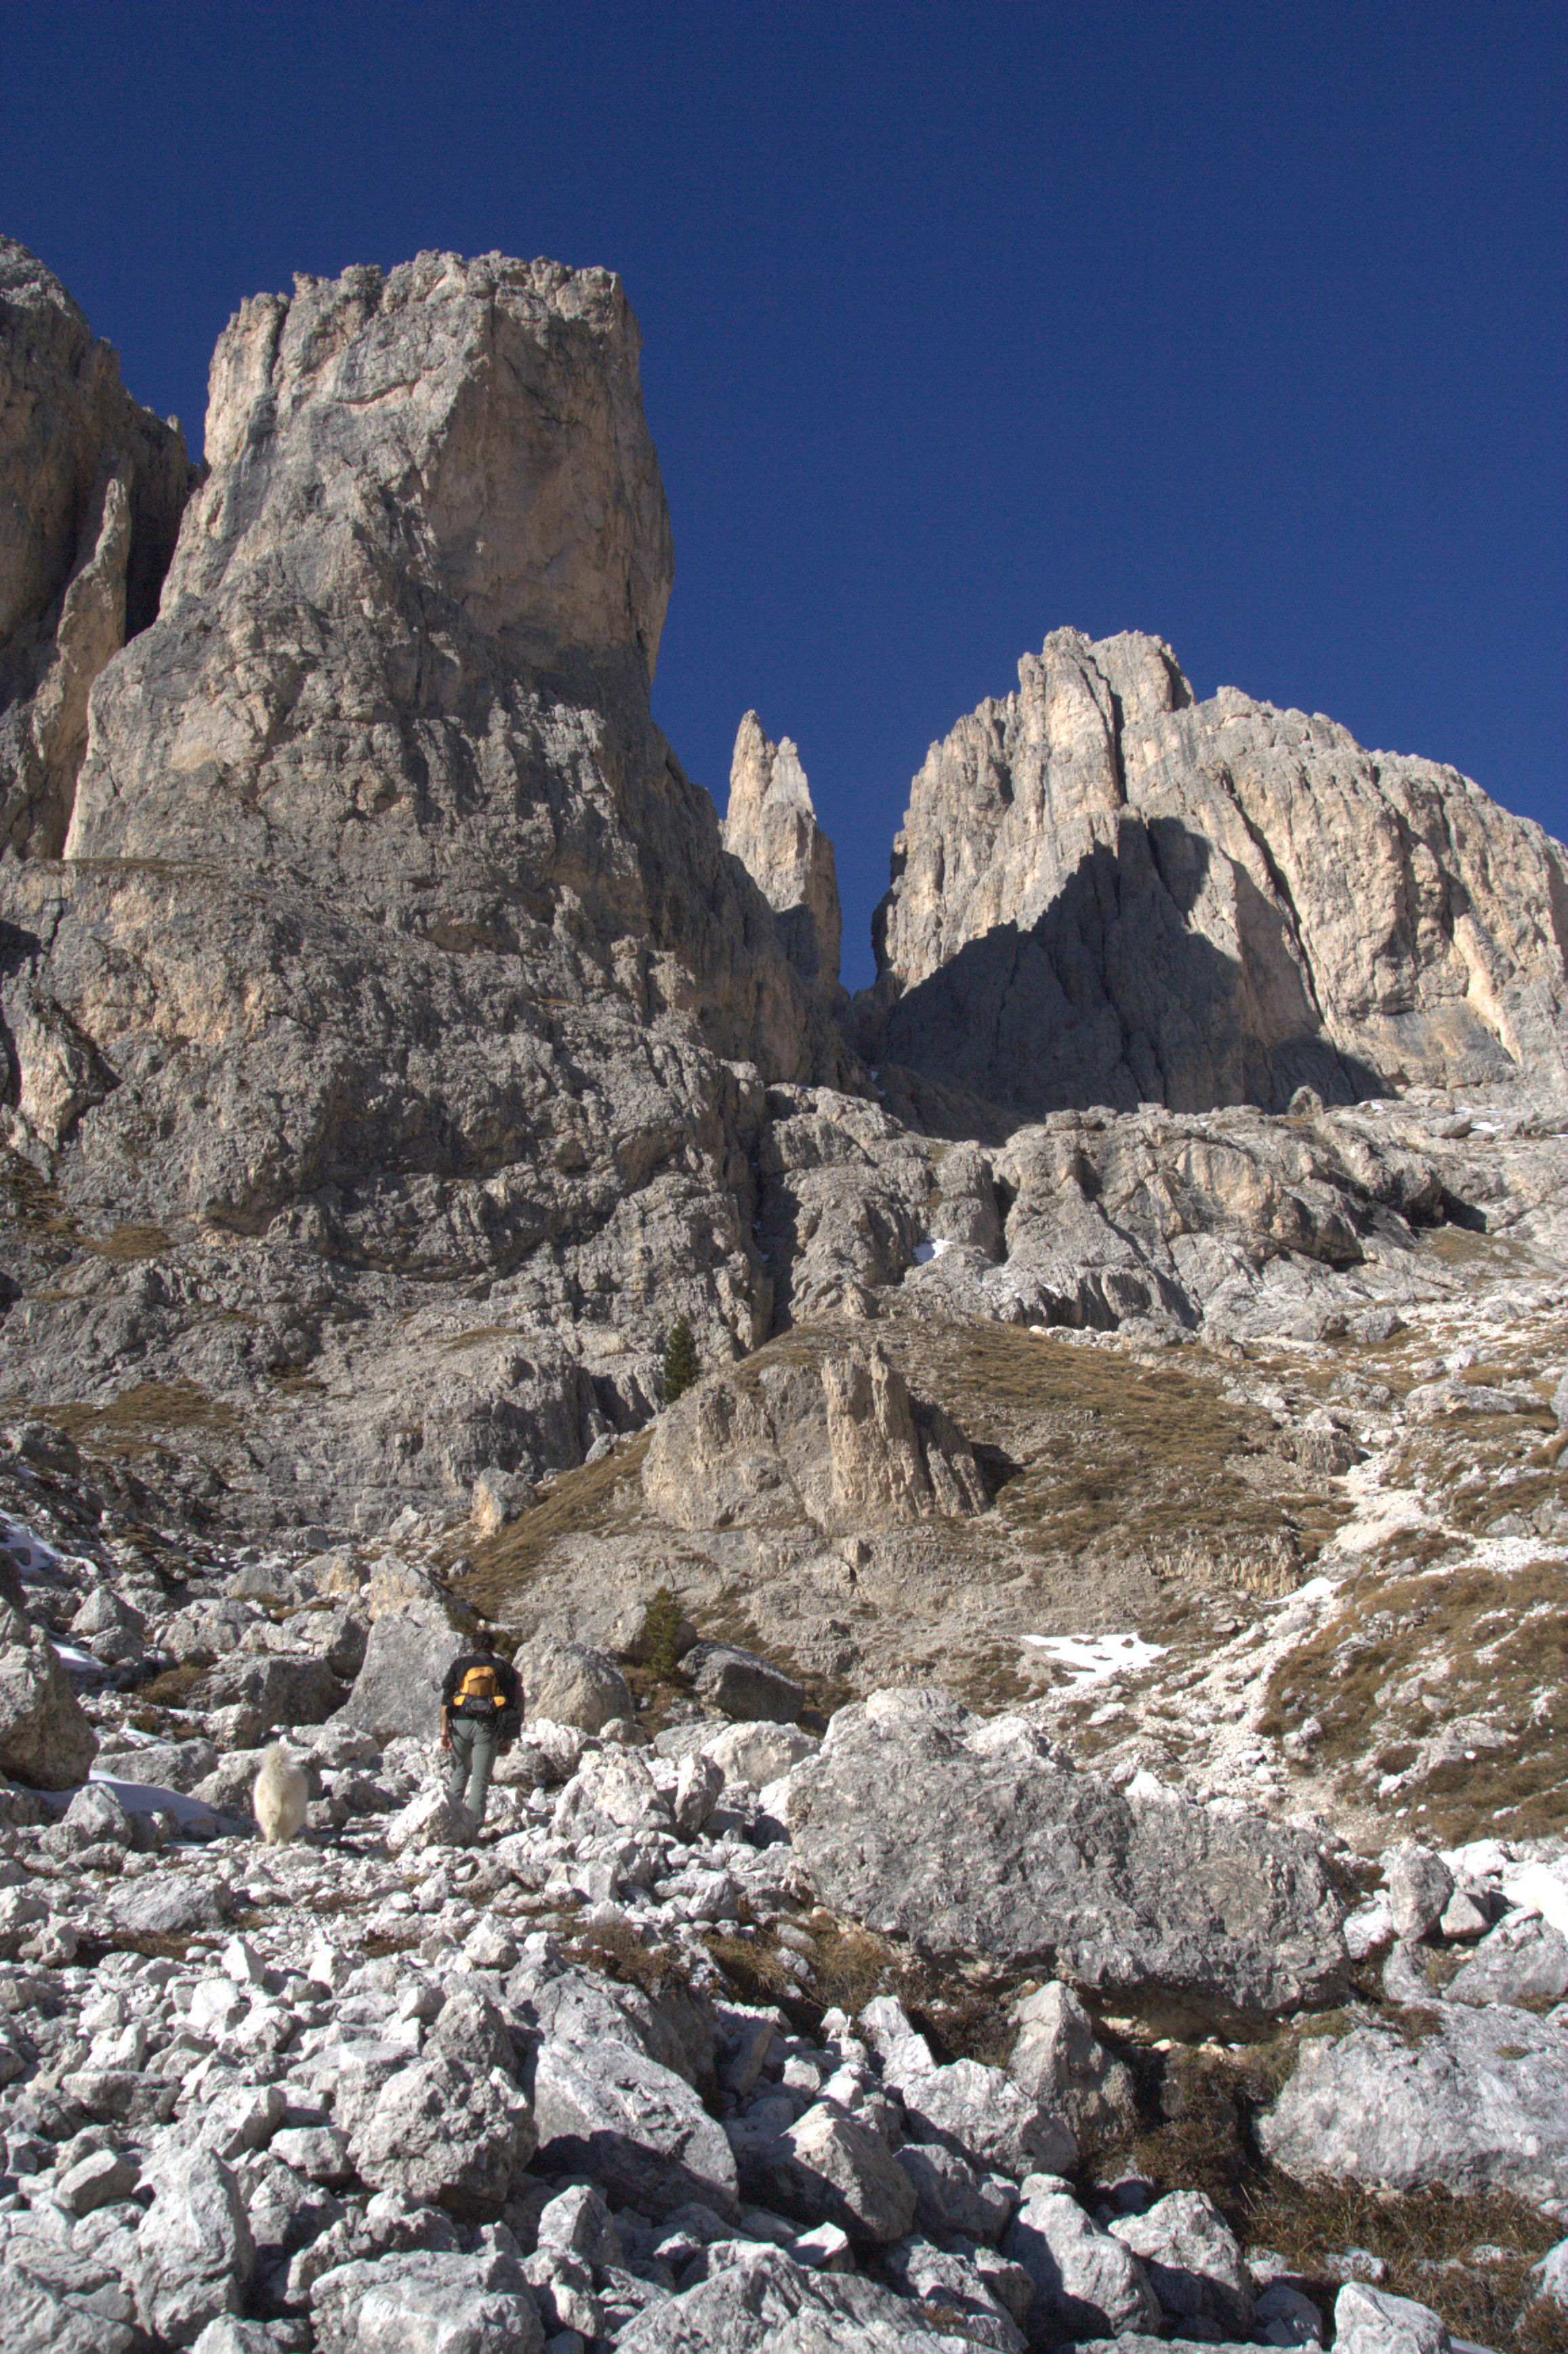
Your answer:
[2,230,1567,2351]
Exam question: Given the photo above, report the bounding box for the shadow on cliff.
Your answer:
[873,817,1387,1136]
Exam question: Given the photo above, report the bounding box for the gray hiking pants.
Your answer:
[445,1719,498,1825]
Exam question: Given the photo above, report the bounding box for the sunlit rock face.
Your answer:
[0,248,850,1527]
[0,236,195,856]
[724,713,843,1003]
[865,627,1568,1123]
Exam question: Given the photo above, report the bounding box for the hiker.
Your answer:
[439,1629,522,1828]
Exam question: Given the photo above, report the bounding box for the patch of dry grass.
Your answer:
[51,1379,241,1458]
[78,1224,174,1262]
[455,1434,651,1615]
[880,1316,1348,1577]
[1262,1556,1568,1844]
[1099,2036,1563,2351]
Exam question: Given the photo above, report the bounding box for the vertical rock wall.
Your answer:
[865,628,1568,1119]
[723,714,843,1003]
[0,237,195,855]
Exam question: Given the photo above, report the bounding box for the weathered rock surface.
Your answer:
[615,2243,974,2351]
[133,2147,254,2345]
[339,1597,472,1741]
[311,2249,544,2354]
[787,1693,1347,2021]
[1260,1999,1568,2208]
[1445,1910,1568,2008]
[346,2053,536,2214]
[642,1342,987,1535]
[520,1631,632,1731]
[865,625,1568,1121]
[724,714,842,1002]
[1006,1982,1136,2156]
[0,238,194,859]
[0,246,847,1531]
[1107,2189,1254,2337]
[1333,2281,1453,2354]
[531,2029,739,2221]
[739,2098,917,2244]
[1003,2175,1161,2340]
[0,1626,99,1786]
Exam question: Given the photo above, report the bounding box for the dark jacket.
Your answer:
[441,1653,523,1720]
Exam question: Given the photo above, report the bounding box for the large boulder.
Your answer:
[738,2100,918,2246]
[685,1640,805,1725]
[1333,2282,1452,2354]
[1003,2178,1161,2340]
[310,2249,543,2354]
[346,2054,536,2216]
[1259,2000,1568,2209]
[614,2242,975,2351]
[0,1631,98,1788]
[867,2009,1074,2179]
[190,1651,342,1734]
[531,2032,738,2221]
[1445,1912,1568,2008]
[520,1632,632,1732]
[702,1719,818,1788]
[133,2149,254,2347]
[789,1692,1347,2023]
[1107,2191,1254,2338]
[338,1600,472,1743]
[1007,1982,1136,2155]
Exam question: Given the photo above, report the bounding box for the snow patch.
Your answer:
[1023,1630,1167,1687]
[911,1239,953,1265]
[1,1516,61,1576]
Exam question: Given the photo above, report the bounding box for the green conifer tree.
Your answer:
[661,1313,700,1405]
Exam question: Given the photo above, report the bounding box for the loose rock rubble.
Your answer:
[2,1473,1566,2353]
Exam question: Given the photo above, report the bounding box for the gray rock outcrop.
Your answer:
[0,247,848,1531]
[642,1342,987,1535]
[615,2242,983,2349]
[865,626,1568,1119]
[724,714,842,1002]
[787,1690,1347,2023]
[1260,1998,1568,2208]
[0,1626,99,1786]
[0,238,194,858]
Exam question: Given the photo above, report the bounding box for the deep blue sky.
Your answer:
[5,1,1564,988]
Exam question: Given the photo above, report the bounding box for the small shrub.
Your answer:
[661,1315,701,1405]
[642,1584,686,1681]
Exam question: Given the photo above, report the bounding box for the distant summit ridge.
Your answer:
[856,625,1567,1128]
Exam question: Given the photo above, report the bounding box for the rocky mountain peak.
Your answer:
[865,625,1568,1128]
[0,235,195,856]
[723,713,842,1000]
[191,249,672,690]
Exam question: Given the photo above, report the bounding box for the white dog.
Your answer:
[253,1743,310,1846]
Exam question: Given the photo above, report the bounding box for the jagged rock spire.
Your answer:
[723,712,842,1001]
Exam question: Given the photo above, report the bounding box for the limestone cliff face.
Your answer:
[723,714,842,1001]
[866,628,1568,1119]
[0,249,846,1527]
[0,239,195,856]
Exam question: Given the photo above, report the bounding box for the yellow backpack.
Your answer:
[453,1662,503,1717]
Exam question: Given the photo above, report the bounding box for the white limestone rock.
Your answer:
[0,1629,98,1788]
[724,714,842,1002]
[1260,2000,1568,2208]
[866,625,1568,1119]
